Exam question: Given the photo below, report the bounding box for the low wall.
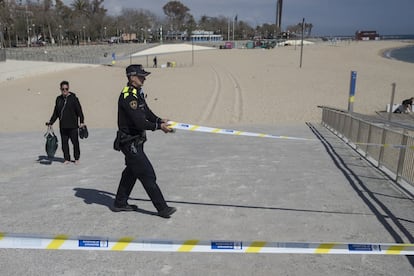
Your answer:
[0,49,5,62]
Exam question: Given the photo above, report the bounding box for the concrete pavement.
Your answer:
[0,123,413,275]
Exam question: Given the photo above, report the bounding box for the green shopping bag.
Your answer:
[44,126,58,158]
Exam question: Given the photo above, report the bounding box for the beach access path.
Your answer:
[0,125,413,275]
[0,40,413,275]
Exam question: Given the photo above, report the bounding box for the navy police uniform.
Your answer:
[113,64,176,218]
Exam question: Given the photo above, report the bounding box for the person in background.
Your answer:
[153,56,157,68]
[401,97,413,113]
[113,64,176,218]
[47,80,85,164]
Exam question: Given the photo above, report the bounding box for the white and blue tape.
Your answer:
[1,232,413,255]
[167,121,316,141]
[168,121,414,149]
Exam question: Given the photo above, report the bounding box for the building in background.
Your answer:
[355,30,380,40]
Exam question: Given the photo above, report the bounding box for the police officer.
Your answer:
[113,64,176,218]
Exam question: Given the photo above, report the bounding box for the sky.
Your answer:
[63,0,414,36]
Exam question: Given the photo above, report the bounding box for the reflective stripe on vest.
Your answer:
[122,86,138,99]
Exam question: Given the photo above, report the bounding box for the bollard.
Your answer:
[348,71,357,112]
[388,82,396,121]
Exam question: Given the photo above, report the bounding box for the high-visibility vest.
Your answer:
[122,86,138,99]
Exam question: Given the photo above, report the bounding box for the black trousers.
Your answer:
[60,128,80,161]
[115,141,168,212]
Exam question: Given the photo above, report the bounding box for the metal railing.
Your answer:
[319,106,414,190]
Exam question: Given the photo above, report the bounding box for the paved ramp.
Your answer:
[0,124,413,275]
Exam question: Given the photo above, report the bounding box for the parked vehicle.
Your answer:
[219,41,234,49]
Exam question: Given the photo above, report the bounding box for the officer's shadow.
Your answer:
[73,188,158,217]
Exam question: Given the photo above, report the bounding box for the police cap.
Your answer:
[126,64,151,77]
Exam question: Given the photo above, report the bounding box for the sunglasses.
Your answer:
[61,87,69,91]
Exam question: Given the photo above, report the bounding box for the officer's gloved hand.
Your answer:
[160,122,174,133]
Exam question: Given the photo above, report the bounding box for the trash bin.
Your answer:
[246,41,254,49]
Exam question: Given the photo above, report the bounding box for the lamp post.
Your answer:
[28,27,32,46]
[58,25,62,46]
[32,23,36,44]
[104,26,107,41]
[25,5,30,47]
[299,18,305,68]
[0,23,3,48]
[82,26,85,45]
[160,26,163,43]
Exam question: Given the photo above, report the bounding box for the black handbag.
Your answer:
[79,125,89,139]
[44,126,58,158]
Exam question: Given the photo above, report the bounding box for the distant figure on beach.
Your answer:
[46,80,85,164]
[402,97,413,113]
[153,56,157,68]
[394,97,413,113]
[112,64,176,218]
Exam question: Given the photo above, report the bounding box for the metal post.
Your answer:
[26,6,30,47]
[59,25,62,47]
[396,131,408,181]
[227,20,230,41]
[300,18,304,68]
[348,71,357,112]
[192,39,194,66]
[388,82,396,121]
[232,19,234,42]
[32,24,36,44]
[160,26,163,44]
[378,127,387,168]
[365,124,372,158]
[348,115,355,143]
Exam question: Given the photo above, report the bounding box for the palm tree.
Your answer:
[71,0,89,16]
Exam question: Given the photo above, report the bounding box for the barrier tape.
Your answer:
[167,121,414,150]
[1,232,413,255]
[167,121,316,141]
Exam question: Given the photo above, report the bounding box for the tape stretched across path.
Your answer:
[1,233,413,255]
[167,121,316,141]
[168,121,414,149]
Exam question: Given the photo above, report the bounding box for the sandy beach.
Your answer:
[1,40,414,133]
[1,41,414,275]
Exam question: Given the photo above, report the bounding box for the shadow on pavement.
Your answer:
[37,155,65,165]
[73,188,158,217]
[306,122,414,267]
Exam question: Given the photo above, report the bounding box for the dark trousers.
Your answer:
[60,128,80,161]
[115,142,168,212]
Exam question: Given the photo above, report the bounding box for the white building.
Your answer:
[190,30,223,42]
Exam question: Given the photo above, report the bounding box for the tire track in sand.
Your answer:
[226,69,243,123]
[197,65,221,123]
[197,65,243,124]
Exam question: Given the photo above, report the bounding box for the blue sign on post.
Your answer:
[348,71,357,112]
[111,52,116,65]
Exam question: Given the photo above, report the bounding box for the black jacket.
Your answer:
[402,98,413,106]
[49,92,84,129]
[117,85,161,138]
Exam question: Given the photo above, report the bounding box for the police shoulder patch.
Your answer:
[129,100,138,110]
